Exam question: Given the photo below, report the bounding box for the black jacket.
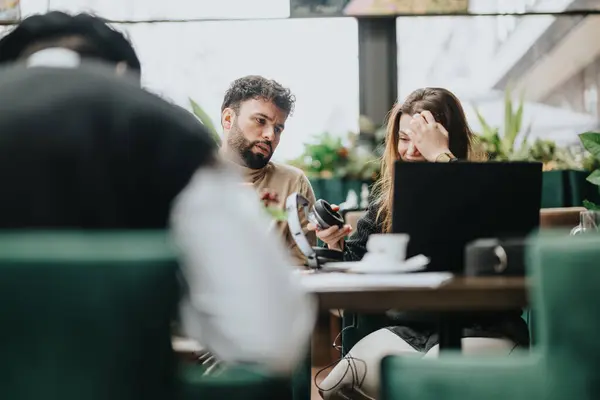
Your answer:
[0,63,216,229]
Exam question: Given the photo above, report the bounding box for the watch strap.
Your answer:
[435,152,457,162]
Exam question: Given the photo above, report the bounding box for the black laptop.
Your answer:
[391,161,542,273]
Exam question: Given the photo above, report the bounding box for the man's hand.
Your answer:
[306,204,352,251]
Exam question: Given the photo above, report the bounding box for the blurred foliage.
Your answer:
[579,132,600,210]
[264,207,288,221]
[287,128,381,181]
[189,98,221,146]
[473,88,594,171]
[474,88,528,161]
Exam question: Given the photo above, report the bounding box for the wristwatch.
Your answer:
[435,152,459,163]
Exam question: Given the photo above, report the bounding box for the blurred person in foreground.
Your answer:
[0,12,315,374]
[219,75,317,267]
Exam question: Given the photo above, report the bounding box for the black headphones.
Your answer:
[311,200,345,230]
[286,193,345,269]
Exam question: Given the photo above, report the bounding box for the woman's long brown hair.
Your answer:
[372,87,483,233]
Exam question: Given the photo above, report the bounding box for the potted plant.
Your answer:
[287,130,380,205]
[577,132,600,210]
[189,98,221,146]
[474,89,597,208]
[474,89,529,161]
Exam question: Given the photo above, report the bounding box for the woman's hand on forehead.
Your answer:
[406,111,451,161]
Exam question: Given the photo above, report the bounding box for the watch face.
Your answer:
[436,153,451,162]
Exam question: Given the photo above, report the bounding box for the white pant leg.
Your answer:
[319,328,419,399]
[424,337,517,358]
[320,333,517,399]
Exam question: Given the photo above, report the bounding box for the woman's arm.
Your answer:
[343,203,382,262]
[310,200,382,260]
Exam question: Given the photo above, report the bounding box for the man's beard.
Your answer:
[227,120,273,169]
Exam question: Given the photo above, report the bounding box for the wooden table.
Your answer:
[309,275,528,350]
[314,276,528,312]
[173,276,528,355]
[172,275,528,400]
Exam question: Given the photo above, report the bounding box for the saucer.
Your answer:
[322,254,430,274]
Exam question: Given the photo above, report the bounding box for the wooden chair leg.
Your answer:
[329,312,342,364]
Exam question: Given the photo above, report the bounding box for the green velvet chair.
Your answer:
[381,231,600,400]
[0,231,179,400]
[180,364,293,399]
[0,231,306,400]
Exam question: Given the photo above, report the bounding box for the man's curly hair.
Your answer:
[0,11,141,76]
[221,75,295,116]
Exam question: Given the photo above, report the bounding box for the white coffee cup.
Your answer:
[365,234,409,262]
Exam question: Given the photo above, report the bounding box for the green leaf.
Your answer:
[586,169,600,186]
[520,122,532,148]
[579,132,600,160]
[473,107,495,137]
[513,91,525,138]
[189,98,221,146]
[265,207,288,222]
[583,200,600,211]
[504,87,514,146]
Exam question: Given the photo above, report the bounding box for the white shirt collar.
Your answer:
[26,47,81,69]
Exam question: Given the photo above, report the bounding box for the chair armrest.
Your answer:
[381,353,545,400]
[179,364,291,399]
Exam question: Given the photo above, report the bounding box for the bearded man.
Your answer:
[219,75,316,267]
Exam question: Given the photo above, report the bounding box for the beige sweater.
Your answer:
[226,160,317,267]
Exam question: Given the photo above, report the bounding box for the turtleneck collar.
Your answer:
[220,148,270,184]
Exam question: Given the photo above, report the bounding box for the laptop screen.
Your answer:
[392,161,542,273]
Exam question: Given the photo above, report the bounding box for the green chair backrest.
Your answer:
[0,231,179,400]
[528,231,600,397]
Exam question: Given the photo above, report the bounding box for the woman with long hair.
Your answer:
[314,88,528,399]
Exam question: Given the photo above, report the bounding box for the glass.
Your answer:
[124,18,359,162]
[570,210,600,235]
[396,14,600,148]
[0,12,359,162]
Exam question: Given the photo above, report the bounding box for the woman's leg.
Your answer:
[319,328,420,399]
[424,337,517,358]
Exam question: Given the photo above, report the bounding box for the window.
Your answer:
[125,18,359,161]
[496,16,517,43]
[495,0,527,43]
[584,84,598,116]
[6,2,358,162]
[397,14,600,144]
